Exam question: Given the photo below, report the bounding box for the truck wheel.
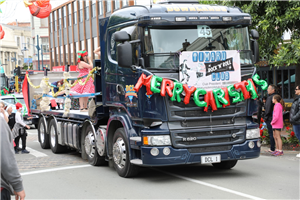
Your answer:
[38,117,50,149]
[49,119,66,153]
[212,160,238,169]
[112,128,139,178]
[84,125,106,166]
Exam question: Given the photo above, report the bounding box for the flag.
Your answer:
[22,71,30,115]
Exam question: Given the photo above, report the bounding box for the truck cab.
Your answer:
[101,1,260,177]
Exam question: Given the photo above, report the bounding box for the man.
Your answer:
[0,117,26,200]
[264,84,278,152]
[6,105,15,130]
[290,85,300,158]
[12,103,30,154]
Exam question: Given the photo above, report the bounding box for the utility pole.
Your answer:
[36,35,40,71]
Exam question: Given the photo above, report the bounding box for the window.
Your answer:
[63,7,67,28]
[41,38,49,53]
[40,18,48,27]
[74,12,77,24]
[122,0,128,7]
[106,0,111,13]
[17,37,20,47]
[85,8,89,20]
[115,0,120,10]
[27,38,30,48]
[99,1,103,16]
[92,0,96,18]
[80,9,83,22]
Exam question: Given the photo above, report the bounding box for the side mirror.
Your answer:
[250,29,259,40]
[113,31,130,42]
[251,39,260,64]
[117,42,132,68]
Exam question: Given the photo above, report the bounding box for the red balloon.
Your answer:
[26,0,52,19]
[36,0,50,7]
[204,91,217,112]
[160,79,174,97]
[222,87,231,108]
[0,25,2,32]
[182,85,196,105]
[234,81,250,100]
[0,30,4,40]
[134,73,153,95]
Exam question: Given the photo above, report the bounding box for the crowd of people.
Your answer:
[257,84,300,157]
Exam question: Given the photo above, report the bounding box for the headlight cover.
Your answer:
[144,135,171,146]
[246,128,260,139]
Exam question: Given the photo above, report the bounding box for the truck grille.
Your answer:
[171,127,245,149]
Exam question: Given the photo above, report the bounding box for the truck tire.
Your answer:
[49,119,66,153]
[38,117,50,149]
[112,128,139,178]
[84,125,106,166]
[212,160,238,169]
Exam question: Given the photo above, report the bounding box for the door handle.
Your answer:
[116,84,125,95]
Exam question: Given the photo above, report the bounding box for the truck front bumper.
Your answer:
[139,140,261,166]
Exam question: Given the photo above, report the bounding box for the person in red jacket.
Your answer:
[271,95,285,156]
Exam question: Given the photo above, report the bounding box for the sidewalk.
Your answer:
[260,145,300,156]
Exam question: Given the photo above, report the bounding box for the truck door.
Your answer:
[106,24,141,119]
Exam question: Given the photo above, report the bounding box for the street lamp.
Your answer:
[21,35,41,70]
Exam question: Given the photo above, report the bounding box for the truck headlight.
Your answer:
[246,128,260,139]
[143,135,171,146]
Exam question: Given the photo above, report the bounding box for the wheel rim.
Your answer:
[40,123,45,144]
[50,125,56,147]
[84,131,96,158]
[113,137,126,169]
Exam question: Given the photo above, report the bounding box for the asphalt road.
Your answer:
[14,128,300,200]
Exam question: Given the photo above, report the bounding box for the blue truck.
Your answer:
[30,1,261,178]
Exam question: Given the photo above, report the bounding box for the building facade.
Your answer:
[0,23,32,77]
[48,0,145,69]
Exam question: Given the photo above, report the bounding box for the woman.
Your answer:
[0,101,8,123]
[70,50,94,112]
[290,85,300,158]
[71,50,95,112]
[271,95,285,156]
[12,102,30,154]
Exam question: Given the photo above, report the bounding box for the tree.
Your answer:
[200,0,300,86]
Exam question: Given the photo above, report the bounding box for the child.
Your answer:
[271,94,285,156]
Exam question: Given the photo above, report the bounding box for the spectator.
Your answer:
[0,101,8,123]
[50,79,65,110]
[271,95,285,156]
[0,117,26,200]
[6,105,16,130]
[290,84,300,158]
[264,84,278,153]
[11,103,30,154]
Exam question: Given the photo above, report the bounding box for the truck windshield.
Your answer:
[143,25,251,69]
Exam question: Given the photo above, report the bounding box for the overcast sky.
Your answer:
[0,0,69,23]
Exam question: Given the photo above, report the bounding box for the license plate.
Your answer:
[201,154,221,164]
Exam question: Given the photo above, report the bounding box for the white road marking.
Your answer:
[26,147,48,158]
[20,165,91,176]
[161,170,266,200]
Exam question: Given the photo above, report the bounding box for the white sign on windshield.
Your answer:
[179,50,241,90]
[197,25,212,38]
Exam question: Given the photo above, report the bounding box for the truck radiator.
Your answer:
[171,127,245,150]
